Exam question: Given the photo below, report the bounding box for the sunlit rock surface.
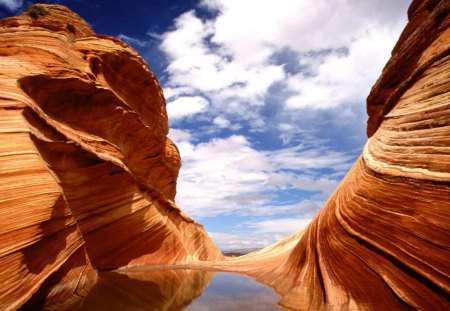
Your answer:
[0,5,222,310]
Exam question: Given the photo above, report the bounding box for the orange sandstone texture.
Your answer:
[0,4,222,310]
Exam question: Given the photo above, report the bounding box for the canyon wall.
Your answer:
[0,5,222,310]
[0,1,449,310]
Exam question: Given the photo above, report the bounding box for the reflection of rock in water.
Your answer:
[44,269,282,311]
[55,269,215,311]
[186,272,282,311]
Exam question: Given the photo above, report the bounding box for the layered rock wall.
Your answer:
[0,5,222,310]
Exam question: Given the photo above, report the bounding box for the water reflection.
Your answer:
[186,272,282,311]
[59,269,281,311]
[76,269,213,311]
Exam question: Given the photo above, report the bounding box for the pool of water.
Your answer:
[186,271,282,311]
[72,268,282,311]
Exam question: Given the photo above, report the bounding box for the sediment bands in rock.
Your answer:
[0,5,222,310]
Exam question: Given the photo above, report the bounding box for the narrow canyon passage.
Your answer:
[0,1,449,310]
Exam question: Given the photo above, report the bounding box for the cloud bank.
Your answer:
[122,0,411,249]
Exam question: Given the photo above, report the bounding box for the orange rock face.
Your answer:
[0,5,222,310]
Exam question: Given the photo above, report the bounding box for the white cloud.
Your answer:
[267,144,354,172]
[163,86,195,100]
[212,115,231,128]
[157,0,409,134]
[166,96,209,120]
[200,0,408,59]
[159,0,411,248]
[285,28,400,109]
[0,0,23,12]
[209,232,282,251]
[267,173,339,195]
[169,133,350,218]
[209,215,311,250]
[171,135,271,217]
[168,128,192,143]
[245,217,311,234]
[160,10,285,116]
[117,34,148,47]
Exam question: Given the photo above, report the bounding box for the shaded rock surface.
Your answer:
[0,5,222,310]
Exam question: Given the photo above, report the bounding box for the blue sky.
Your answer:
[1,0,411,250]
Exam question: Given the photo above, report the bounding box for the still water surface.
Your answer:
[76,269,282,310]
[186,271,282,311]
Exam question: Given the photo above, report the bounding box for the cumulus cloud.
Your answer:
[200,0,408,56]
[163,86,195,100]
[172,134,271,217]
[169,132,350,218]
[158,0,410,248]
[158,0,409,132]
[167,96,209,120]
[207,199,318,249]
[169,128,192,143]
[0,0,23,12]
[212,115,231,128]
[285,28,400,109]
[160,10,285,124]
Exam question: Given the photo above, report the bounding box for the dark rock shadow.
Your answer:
[21,195,68,274]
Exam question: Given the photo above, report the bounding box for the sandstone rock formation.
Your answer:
[0,5,222,310]
[1,0,450,310]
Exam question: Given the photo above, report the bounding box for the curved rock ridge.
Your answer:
[0,4,222,310]
[196,1,449,310]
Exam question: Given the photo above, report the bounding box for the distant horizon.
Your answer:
[0,0,412,250]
